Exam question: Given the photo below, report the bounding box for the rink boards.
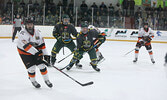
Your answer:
[0,25,167,43]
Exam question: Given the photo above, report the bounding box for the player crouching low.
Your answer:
[66,22,105,72]
[17,17,53,88]
[133,22,155,64]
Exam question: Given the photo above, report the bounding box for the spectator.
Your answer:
[0,15,2,24]
[129,0,135,16]
[108,3,114,16]
[28,0,34,13]
[49,0,56,15]
[20,0,26,15]
[63,0,68,12]
[57,1,63,10]
[115,3,122,17]
[6,0,12,9]
[28,0,33,5]
[122,0,129,16]
[135,7,142,17]
[68,0,74,14]
[99,2,107,13]
[80,1,88,14]
[157,5,163,17]
[91,2,98,15]
[34,0,40,8]
[20,0,25,8]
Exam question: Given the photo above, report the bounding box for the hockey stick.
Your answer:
[124,48,135,56]
[60,44,100,70]
[57,52,73,63]
[44,61,94,86]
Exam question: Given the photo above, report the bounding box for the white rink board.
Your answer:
[0,25,167,42]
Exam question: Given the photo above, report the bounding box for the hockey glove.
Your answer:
[44,55,51,65]
[143,36,151,43]
[139,39,145,46]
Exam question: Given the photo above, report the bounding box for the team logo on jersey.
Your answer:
[36,36,40,40]
[22,40,27,44]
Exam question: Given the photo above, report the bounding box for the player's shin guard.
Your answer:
[38,64,53,88]
[27,66,36,82]
[133,47,139,62]
[148,50,155,64]
[28,66,41,88]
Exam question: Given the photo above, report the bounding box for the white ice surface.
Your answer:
[0,39,167,100]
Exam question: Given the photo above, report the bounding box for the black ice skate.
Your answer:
[133,58,138,63]
[75,60,82,69]
[66,63,74,70]
[31,81,41,88]
[45,80,53,88]
[151,59,155,64]
[90,63,100,72]
[97,53,105,64]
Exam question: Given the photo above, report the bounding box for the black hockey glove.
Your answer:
[139,39,145,46]
[44,55,51,65]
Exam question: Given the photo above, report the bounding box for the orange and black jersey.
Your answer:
[17,28,48,55]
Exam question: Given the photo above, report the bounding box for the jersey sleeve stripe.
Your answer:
[24,44,32,51]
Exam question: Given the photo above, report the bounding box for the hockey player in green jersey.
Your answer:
[51,14,82,67]
[66,22,106,72]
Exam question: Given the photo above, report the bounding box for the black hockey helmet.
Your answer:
[62,14,70,25]
[143,22,148,26]
[25,17,34,24]
[81,22,88,28]
[81,22,88,34]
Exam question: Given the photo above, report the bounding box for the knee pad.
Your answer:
[27,65,36,73]
[37,64,46,70]
[147,49,153,55]
[146,45,152,50]
[135,47,140,51]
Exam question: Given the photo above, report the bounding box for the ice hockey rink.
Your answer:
[0,39,167,100]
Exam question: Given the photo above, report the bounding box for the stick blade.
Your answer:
[81,81,94,86]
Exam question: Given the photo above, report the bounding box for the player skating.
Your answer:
[88,25,106,64]
[66,22,105,72]
[17,17,52,88]
[133,22,155,64]
[51,14,82,68]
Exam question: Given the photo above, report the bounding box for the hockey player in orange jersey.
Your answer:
[133,22,155,64]
[17,17,53,88]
